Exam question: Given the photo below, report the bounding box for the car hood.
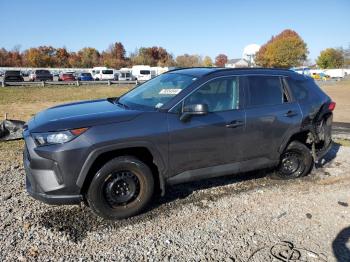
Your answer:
[27,98,141,132]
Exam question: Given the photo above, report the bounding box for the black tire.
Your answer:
[86,156,154,220]
[275,141,313,179]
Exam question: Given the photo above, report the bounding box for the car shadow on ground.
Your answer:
[332,226,350,262]
[38,143,341,243]
[38,169,270,243]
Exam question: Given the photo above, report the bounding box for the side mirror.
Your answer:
[180,104,208,122]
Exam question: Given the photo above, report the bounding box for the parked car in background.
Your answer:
[23,68,334,220]
[132,65,152,81]
[77,72,93,81]
[51,71,60,77]
[90,67,115,80]
[4,70,24,82]
[58,73,76,81]
[21,71,30,77]
[118,70,133,81]
[29,69,53,81]
[311,72,330,81]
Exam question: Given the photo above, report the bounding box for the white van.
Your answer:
[131,65,152,81]
[118,68,133,81]
[90,67,114,80]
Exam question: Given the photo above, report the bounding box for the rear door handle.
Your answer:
[284,110,298,117]
[226,120,244,128]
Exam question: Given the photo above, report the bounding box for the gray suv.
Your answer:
[23,68,334,220]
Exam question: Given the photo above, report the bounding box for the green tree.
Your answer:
[255,29,308,68]
[203,56,213,67]
[316,48,344,69]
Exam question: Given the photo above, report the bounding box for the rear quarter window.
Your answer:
[287,78,324,102]
[287,79,309,101]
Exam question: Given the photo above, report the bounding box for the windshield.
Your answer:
[36,70,50,75]
[81,73,91,76]
[102,70,113,74]
[140,70,150,75]
[118,73,197,109]
[6,70,21,75]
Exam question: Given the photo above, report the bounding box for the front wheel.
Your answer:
[275,141,313,179]
[86,156,154,220]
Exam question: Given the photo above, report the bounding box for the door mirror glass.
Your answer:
[180,104,208,121]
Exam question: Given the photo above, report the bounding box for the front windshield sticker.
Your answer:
[159,89,182,95]
[155,103,163,108]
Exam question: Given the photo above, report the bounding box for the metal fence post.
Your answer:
[108,80,111,86]
[1,80,5,87]
[41,81,45,87]
[76,80,80,86]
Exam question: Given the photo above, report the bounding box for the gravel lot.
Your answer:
[1,138,350,261]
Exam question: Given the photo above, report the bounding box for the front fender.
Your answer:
[76,141,167,194]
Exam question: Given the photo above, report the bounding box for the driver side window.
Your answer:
[184,77,239,112]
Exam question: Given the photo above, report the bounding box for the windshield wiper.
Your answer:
[116,100,129,109]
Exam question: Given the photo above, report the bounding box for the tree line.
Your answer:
[0,29,349,69]
[0,43,229,69]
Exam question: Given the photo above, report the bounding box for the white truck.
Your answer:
[131,65,152,81]
[90,67,114,80]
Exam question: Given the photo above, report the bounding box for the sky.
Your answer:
[0,0,349,62]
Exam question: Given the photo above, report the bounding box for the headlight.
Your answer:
[32,127,88,146]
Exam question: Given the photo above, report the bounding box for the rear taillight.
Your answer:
[328,101,336,111]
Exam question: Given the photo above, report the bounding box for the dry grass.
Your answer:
[320,79,350,123]
[0,85,132,121]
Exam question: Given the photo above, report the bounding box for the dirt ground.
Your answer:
[318,79,350,123]
[1,80,350,261]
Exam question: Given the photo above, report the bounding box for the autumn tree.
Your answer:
[77,47,100,68]
[316,48,344,69]
[131,46,174,66]
[0,48,8,66]
[175,54,202,67]
[55,47,70,68]
[68,52,81,68]
[255,29,308,68]
[102,42,128,68]
[23,46,56,67]
[215,54,228,67]
[203,56,213,67]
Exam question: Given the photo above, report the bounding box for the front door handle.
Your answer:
[226,120,244,128]
[284,110,298,117]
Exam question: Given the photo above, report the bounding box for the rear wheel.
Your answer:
[275,141,313,179]
[86,156,154,220]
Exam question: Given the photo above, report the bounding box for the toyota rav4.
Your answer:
[23,68,335,220]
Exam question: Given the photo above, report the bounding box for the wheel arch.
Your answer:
[77,143,166,196]
[279,129,311,154]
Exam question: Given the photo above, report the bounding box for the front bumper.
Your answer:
[23,132,83,205]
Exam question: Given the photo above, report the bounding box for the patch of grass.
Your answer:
[0,85,131,104]
[0,85,132,121]
[333,138,350,147]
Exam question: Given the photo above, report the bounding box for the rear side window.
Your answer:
[247,76,284,107]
